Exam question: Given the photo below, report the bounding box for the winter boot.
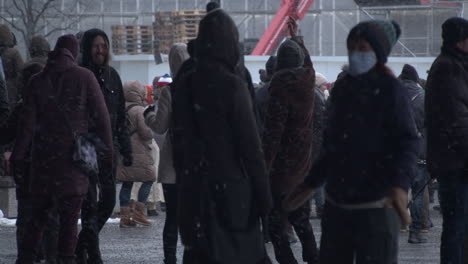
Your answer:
[408,232,428,244]
[133,202,152,226]
[119,207,136,228]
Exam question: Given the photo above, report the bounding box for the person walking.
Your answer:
[425,17,468,264]
[76,28,133,264]
[302,20,419,264]
[11,34,113,264]
[399,64,428,243]
[172,9,273,264]
[117,80,157,227]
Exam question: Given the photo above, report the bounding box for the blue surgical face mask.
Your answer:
[348,51,377,76]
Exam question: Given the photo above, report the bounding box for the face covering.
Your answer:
[348,51,377,76]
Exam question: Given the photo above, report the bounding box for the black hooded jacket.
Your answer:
[426,46,468,175]
[172,9,272,261]
[80,28,132,160]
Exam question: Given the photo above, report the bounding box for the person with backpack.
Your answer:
[398,64,429,243]
[116,80,157,227]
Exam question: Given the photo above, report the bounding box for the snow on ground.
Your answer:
[0,213,121,227]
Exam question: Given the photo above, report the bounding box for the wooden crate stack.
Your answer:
[154,10,206,55]
[112,25,153,55]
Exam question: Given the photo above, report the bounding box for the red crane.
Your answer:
[251,0,315,56]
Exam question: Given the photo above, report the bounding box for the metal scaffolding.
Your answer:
[1,0,466,57]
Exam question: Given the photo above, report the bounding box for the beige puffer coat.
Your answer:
[117,80,157,182]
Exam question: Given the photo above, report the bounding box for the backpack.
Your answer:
[125,104,139,136]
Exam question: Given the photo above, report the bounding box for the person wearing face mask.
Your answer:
[425,17,468,264]
[294,20,419,264]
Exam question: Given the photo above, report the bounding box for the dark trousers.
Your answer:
[162,183,178,264]
[320,203,400,264]
[183,247,272,264]
[268,200,318,264]
[16,195,83,264]
[76,170,116,263]
[438,170,468,264]
[410,165,429,233]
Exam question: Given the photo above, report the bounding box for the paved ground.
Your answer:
[0,204,442,263]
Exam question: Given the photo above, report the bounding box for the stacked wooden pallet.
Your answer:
[154,10,206,54]
[112,25,153,55]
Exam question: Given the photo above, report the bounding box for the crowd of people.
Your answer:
[0,1,467,264]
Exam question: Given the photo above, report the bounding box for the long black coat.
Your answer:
[172,9,272,264]
[426,46,468,175]
[0,69,7,125]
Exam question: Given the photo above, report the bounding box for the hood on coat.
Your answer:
[124,80,147,105]
[169,43,190,78]
[80,28,110,67]
[45,35,80,73]
[196,9,240,71]
[276,39,305,71]
[29,35,51,59]
[399,64,420,83]
[0,24,14,48]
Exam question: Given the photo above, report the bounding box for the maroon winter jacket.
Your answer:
[11,48,113,196]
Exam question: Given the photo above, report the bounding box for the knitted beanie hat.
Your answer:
[276,39,305,71]
[442,17,468,47]
[315,73,328,88]
[347,20,401,64]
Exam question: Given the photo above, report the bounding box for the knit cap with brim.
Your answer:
[347,20,401,64]
[276,39,305,71]
[442,17,468,48]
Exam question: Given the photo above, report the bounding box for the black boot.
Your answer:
[86,236,103,264]
[57,256,77,264]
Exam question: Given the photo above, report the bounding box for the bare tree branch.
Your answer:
[33,0,55,25]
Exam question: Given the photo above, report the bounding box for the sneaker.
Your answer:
[408,232,428,244]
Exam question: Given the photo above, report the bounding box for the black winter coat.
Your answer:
[172,9,272,264]
[254,81,270,135]
[309,69,420,204]
[312,87,326,163]
[86,65,132,161]
[402,80,426,162]
[426,47,468,175]
[0,69,8,125]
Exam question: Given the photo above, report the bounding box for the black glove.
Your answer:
[122,155,133,167]
[143,104,156,118]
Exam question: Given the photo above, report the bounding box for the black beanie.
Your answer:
[347,20,401,64]
[276,40,304,71]
[442,17,468,48]
[399,64,420,83]
[265,56,277,75]
[206,2,220,12]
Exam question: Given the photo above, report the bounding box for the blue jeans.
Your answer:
[119,181,153,207]
[409,165,428,233]
[311,186,325,209]
[438,170,468,264]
